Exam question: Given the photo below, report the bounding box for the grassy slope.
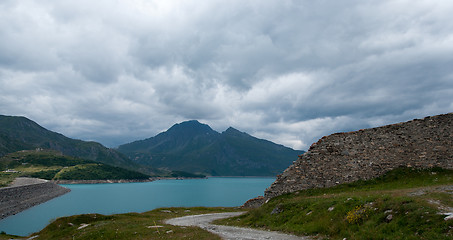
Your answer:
[0,150,149,187]
[217,167,453,239]
[0,207,241,240]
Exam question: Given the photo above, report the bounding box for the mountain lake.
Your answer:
[0,177,274,236]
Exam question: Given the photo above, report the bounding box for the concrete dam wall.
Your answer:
[0,180,70,220]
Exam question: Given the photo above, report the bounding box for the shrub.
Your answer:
[346,205,372,224]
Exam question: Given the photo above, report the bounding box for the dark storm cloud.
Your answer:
[1,0,452,149]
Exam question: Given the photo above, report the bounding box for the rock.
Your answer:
[385,214,393,222]
[271,206,283,215]
[77,224,90,230]
[147,225,164,228]
[242,196,265,209]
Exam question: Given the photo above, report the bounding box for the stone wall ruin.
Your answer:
[265,113,453,199]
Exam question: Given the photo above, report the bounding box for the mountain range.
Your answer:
[0,115,303,176]
[117,120,304,176]
[0,115,164,176]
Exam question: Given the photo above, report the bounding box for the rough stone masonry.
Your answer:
[264,113,453,199]
[0,180,70,220]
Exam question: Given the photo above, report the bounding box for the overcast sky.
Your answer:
[1,0,452,150]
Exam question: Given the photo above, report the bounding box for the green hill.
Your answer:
[0,150,150,186]
[118,120,304,176]
[0,115,138,170]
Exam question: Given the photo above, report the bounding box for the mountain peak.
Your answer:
[225,126,238,131]
[175,120,204,127]
[223,127,243,134]
[181,119,200,124]
[167,120,216,135]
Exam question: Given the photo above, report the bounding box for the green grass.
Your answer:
[0,172,20,187]
[216,167,453,239]
[283,167,453,197]
[0,207,241,240]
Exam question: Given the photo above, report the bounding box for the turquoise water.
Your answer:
[0,177,274,236]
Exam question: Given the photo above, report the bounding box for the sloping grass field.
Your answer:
[217,167,453,239]
[0,207,241,240]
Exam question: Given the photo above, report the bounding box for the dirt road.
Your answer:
[165,212,310,240]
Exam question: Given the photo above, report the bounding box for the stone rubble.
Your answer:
[265,113,453,199]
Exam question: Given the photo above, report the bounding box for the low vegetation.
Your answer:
[0,150,149,186]
[217,167,453,239]
[0,207,240,240]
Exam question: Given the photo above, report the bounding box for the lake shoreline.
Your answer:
[51,176,209,184]
[0,177,200,221]
[51,175,276,184]
[0,177,274,236]
[51,178,156,184]
[0,176,271,221]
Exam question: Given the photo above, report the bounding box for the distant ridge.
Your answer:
[118,120,304,176]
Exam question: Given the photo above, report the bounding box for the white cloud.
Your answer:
[1,0,453,149]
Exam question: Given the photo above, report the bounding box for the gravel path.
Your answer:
[8,177,48,187]
[165,212,310,240]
